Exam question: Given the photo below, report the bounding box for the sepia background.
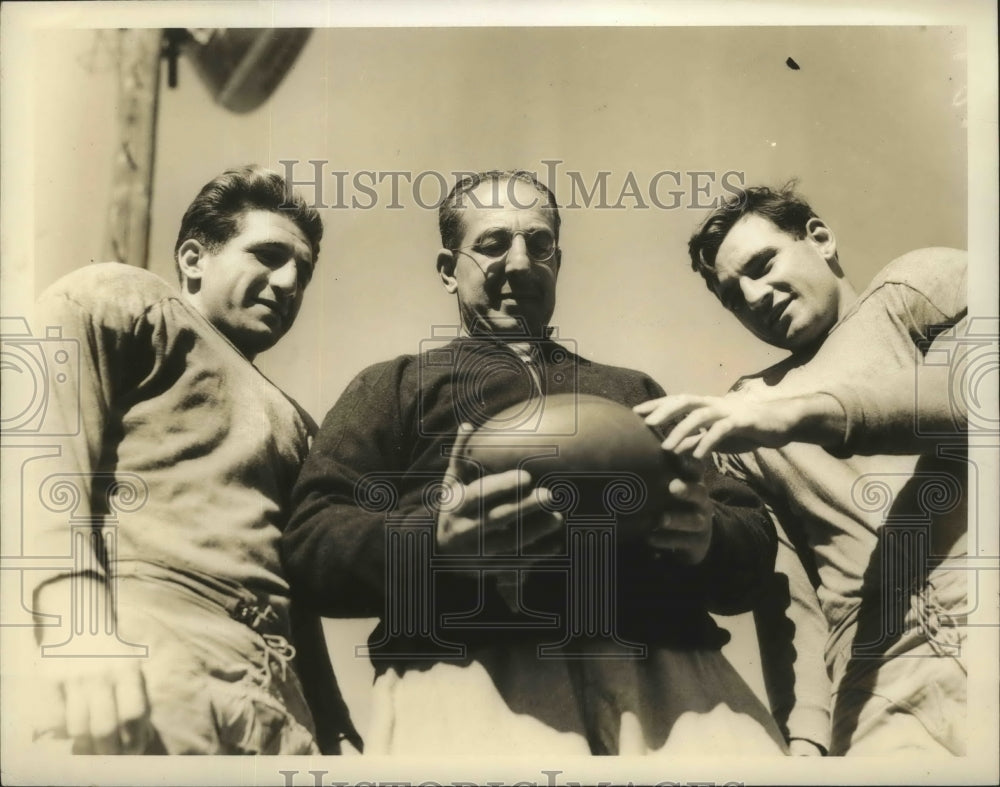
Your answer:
[3,1,996,784]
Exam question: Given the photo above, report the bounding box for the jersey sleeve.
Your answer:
[26,265,165,604]
[820,248,968,455]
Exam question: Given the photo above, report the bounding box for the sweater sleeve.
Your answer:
[282,361,410,617]
[693,461,778,614]
[639,374,778,615]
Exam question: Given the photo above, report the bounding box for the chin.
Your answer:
[240,328,284,357]
[783,329,824,352]
[486,316,537,335]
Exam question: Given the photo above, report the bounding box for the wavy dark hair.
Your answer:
[688,181,819,293]
[173,165,323,280]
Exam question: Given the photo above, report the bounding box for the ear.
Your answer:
[804,217,837,262]
[177,239,207,287]
[437,249,458,294]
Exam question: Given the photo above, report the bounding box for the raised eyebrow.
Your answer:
[468,229,510,248]
[247,240,291,253]
[476,223,551,234]
[473,226,509,238]
[471,224,553,243]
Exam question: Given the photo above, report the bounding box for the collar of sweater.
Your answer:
[456,332,566,364]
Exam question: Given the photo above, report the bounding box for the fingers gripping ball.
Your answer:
[461,394,683,542]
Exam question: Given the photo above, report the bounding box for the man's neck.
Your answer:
[461,321,552,344]
[181,289,257,361]
[835,279,860,323]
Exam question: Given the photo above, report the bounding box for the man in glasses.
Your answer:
[283,170,787,755]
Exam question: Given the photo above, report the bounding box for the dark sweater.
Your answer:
[284,337,776,659]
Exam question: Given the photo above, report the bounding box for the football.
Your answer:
[461,393,682,541]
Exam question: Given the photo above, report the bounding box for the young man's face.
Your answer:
[712,213,844,351]
[439,178,561,338]
[180,209,314,358]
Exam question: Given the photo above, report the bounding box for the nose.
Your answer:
[739,276,770,311]
[269,258,300,297]
[504,233,532,275]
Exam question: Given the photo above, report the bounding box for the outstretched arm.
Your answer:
[635,390,848,458]
[637,248,969,458]
[635,360,965,459]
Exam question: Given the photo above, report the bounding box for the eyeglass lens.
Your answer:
[473,229,555,261]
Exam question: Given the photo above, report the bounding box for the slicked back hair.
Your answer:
[438,170,561,251]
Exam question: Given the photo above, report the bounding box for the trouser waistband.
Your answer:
[113,559,291,638]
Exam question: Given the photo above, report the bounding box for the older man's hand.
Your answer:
[646,457,714,565]
[435,423,564,556]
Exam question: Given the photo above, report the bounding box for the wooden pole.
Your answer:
[104,29,163,268]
